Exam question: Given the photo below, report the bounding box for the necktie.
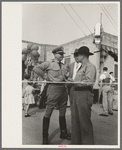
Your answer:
[58,62,61,69]
[76,63,79,70]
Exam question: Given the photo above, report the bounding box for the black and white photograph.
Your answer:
[2,1,120,148]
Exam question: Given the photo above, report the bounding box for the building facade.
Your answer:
[22,32,118,103]
[47,32,117,80]
[22,40,57,62]
[22,32,118,85]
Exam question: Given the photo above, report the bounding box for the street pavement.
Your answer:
[22,103,118,145]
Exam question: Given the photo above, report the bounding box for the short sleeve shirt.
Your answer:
[33,60,68,82]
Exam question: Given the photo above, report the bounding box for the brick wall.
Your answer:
[45,34,100,69]
[22,32,117,89]
[61,35,101,87]
[45,35,101,88]
[101,32,118,49]
[62,35,100,70]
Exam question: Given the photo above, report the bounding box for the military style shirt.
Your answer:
[74,61,97,88]
[33,60,68,82]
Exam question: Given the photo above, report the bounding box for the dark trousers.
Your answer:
[70,87,94,145]
[39,84,48,108]
[44,84,68,118]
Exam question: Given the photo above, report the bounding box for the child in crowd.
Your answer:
[23,81,36,117]
[22,74,31,110]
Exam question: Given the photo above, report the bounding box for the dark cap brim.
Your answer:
[55,51,65,54]
[89,52,94,55]
[71,52,94,55]
[71,52,78,54]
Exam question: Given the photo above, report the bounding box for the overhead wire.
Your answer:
[101,4,118,27]
[69,4,92,34]
[61,4,87,36]
[99,4,117,31]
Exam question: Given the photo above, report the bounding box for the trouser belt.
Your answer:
[49,83,65,86]
[102,84,110,86]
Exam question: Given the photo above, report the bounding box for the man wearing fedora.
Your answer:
[67,49,81,94]
[33,46,71,144]
[69,46,96,145]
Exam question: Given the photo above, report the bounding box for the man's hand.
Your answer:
[67,77,74,82]
[58,76,65,82]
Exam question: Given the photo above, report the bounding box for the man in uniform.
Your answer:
[69,46,96,145]
[99,67,114,116]
[33,46,70,144]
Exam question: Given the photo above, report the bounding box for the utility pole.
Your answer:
[99,13,104,73]
[100,13,102,24]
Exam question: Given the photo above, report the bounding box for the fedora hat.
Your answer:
[71,49,79,54]
[77,46,94,55]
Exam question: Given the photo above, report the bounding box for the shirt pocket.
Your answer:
[77,71,86,81]
[62,66,69,77]
[49,67,60,78]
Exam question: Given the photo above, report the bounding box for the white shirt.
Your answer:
[99,72,115,84]
[41,80,46,93]
[72,62,81,80]
[99,71,108,80]
[110,75,115,83]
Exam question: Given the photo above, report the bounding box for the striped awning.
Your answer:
[100,44,118,62]
[101,44,118,56]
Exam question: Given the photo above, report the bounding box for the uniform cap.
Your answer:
[52,46,65,54]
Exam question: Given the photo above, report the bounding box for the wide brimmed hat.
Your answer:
[52,46,65,54]
[71,49,79,54]
[77,46,94,55]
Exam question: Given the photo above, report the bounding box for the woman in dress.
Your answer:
[23,82,36,117]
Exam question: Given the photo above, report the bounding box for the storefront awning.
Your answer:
[101,44,118,61]
[101,44,118,56]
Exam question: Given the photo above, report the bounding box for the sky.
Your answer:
[22,2,119,45]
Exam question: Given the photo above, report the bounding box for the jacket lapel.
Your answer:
[77,63,82,72]
[70,62,75,78]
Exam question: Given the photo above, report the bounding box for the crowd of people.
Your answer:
[98,67,118,116]
[22,45,118,145]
